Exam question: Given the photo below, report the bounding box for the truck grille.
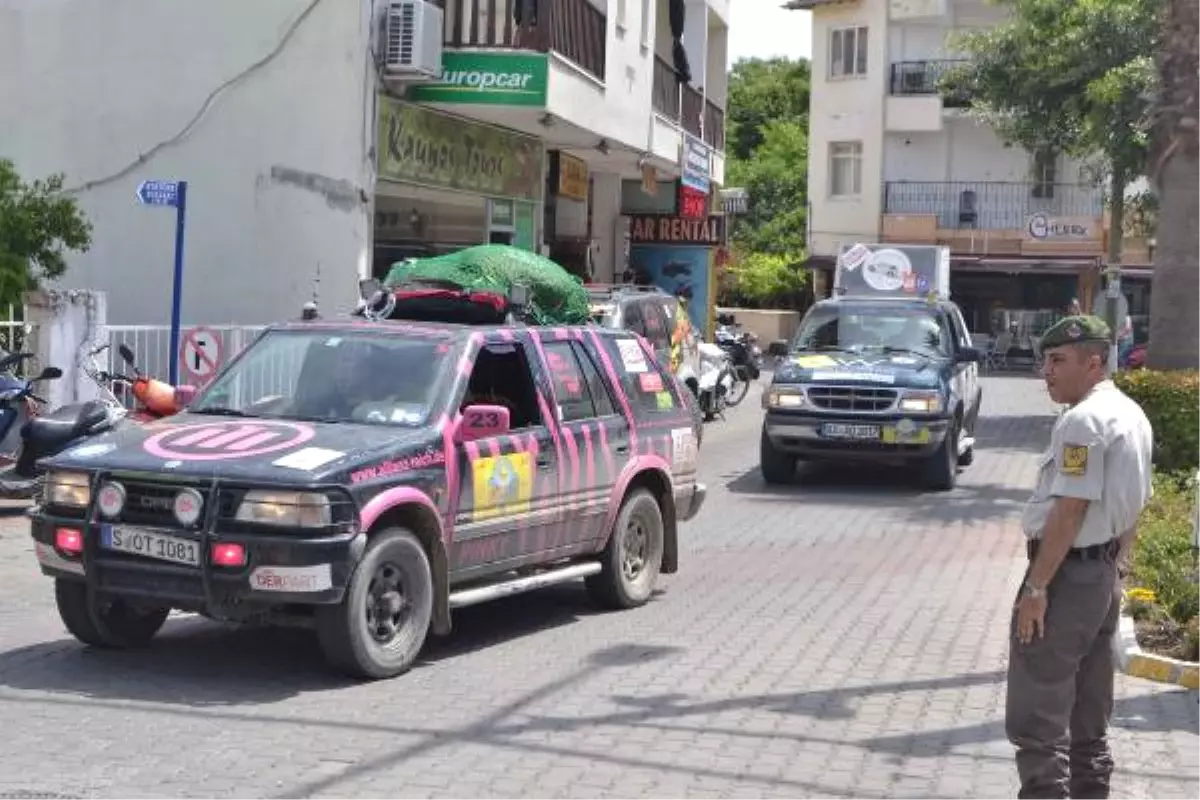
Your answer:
[806,386,897,413]
[111,480,233,528]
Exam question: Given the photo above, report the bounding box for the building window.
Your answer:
[1032,149,1057,198]
[830,26,868,78]
[830,141,863,197]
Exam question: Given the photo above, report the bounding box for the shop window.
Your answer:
[462,344,543,431]
[830,26,868,78]
[1032,150,1057,199]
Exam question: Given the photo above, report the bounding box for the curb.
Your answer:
[1114,611,1199,690]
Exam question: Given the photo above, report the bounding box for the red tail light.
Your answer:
[55,528,83,554]
[211,543,246,567]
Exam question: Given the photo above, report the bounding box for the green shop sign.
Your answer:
[409,52,549,107]
[377,99,544,202]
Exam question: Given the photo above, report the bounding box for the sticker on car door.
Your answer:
[471,452,534,521]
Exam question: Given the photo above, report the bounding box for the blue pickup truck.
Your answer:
[760,294,983,491]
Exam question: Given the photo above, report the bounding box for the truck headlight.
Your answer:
[765,389,806,410]
[898,390,942,413]
[44,471,91,508]
[235,490,331,528]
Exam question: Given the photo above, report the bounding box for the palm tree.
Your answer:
[1146,0,1199,370]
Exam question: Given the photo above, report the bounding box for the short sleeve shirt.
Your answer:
[1020,380,1154,546]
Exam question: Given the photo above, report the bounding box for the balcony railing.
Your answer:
[704,99,726,151]
[681,84,704,140]
[652,55,680,119]
[651,53,726,151]
[883,181,1105,231]
[889,59,971,108]
[439,0,606,82]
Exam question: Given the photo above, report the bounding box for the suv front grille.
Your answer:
[806,386,897,412]
[109,480,232,528]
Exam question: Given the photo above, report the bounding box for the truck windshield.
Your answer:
[792,306,951,359]
[190,329,450,427]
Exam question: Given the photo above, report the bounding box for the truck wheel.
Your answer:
[317,528,433,680]
[586,488,664,609]
[55,579,169,648]
[922,417,960,491]
[760,426,796,485]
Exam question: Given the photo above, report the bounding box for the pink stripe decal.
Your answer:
[580,423,596,491]
[561,425,582,546]
[586,330,638,450]
[169,427,228,447]
[486,439,501,458]
[226,431,281,451]
[439,413,459,541]
[596,422,617,481]
[602,454,673,538]
[196,426,267,450]
[360,486,443,534]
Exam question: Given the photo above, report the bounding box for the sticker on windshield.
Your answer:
[143,421,315,461]
[272,447,345,471]
[616,339,649,373]
[793,355,836,369]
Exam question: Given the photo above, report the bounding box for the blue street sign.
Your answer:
[136,179,189,383]
[136,180,180,207]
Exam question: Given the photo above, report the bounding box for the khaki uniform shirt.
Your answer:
[1021,380,1154,546]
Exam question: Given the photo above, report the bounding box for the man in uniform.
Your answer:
[1007,315,1154,799]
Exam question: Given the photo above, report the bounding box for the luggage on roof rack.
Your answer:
[382,244,590,326]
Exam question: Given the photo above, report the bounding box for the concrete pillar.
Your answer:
[23,289,108,409]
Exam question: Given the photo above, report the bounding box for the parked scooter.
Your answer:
[714,314,762,407]
[0,352,60,463]
[696,341,735,421]
[0,343,186,499]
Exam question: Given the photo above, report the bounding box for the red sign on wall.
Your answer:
[678,183,708,219]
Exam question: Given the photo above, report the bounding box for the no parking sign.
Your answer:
[179,326,224,386]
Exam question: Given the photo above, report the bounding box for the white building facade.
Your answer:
[1,0,729,328]
[789,0,1150,345]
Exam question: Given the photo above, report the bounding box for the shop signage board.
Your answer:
[628,214,725,246]
[377,99,544,202]
[408,52,549,107]
[1024,213,1095,240]
[834,243,951,300]
[680,134,712,194]
[553,151,589,201]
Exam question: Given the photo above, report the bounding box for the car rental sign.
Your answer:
[409,52,549,107]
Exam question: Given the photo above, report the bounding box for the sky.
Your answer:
[728,4,812,65]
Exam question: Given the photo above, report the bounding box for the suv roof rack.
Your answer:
[585,283,669,295]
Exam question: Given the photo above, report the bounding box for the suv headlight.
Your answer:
[44,471,91,508]
[235,490,331,528]
[765,388,806,410]
[898,390,942,413]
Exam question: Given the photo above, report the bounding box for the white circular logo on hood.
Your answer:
[861,249,913,291]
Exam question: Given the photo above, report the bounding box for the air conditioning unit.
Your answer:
[380,0,443,83]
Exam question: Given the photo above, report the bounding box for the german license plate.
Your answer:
[821,423,880,440]
[101,526,200,567]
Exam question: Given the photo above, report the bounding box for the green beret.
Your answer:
[1040,315,1111,350]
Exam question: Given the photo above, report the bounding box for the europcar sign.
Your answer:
[409,52,549,107]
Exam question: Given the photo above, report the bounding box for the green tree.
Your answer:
[720,248,808,310]
[0,159,92,309]
[727,57,811,162]
[944,0,1158,342]
[726,119,809,256]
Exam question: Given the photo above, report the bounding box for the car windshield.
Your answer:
[792,305,951,359]
[190,329,450,427]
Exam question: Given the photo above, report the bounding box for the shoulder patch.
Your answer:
[1061,444,1089,476]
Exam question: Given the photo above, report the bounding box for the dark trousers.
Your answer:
[1006,547,1121,799]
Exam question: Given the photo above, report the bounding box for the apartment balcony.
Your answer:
[651,55,725,151]
[885,59,971,132]
[440,0,605,82]
[882,180,1106,256]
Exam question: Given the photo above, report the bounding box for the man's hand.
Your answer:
[1016,591,1048,644]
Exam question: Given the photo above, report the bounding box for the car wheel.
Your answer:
[922,417,959,491]
[55,579,170,648]
[586,488,664,609]
[317,528,433,680]
[760,425,797,485]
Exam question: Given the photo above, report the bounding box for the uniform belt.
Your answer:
[1026,538,1120,561]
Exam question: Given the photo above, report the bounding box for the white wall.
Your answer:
[0,0,371,326]
[807,0,889,256]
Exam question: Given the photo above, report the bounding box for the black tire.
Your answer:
[55,579,169,648]
[922,416,960,491]
[317,528,433,680]
[760,425,797,485]
[586,488,665,609]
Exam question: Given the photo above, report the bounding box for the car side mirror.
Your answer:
[957,346,983,363]
[455,404,511,443]
[174,384,198,407]
[36,366,63,381]
[767,340,789,358]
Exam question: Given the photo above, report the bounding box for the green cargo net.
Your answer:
[383,245,591,326]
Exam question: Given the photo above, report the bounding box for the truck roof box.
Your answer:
[834,243,950,302]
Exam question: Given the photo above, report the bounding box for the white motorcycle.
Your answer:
[696,342,735,421]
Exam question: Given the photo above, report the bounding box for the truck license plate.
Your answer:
[821,423,880,440]
[101,526,200,567]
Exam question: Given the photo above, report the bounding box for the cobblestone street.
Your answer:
[0,375,1195,798]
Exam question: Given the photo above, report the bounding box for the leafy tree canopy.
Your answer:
[0,159,92,309]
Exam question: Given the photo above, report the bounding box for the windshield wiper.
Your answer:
[268,413,345,424]
[878,346,937,359]
[190,407,256,417]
